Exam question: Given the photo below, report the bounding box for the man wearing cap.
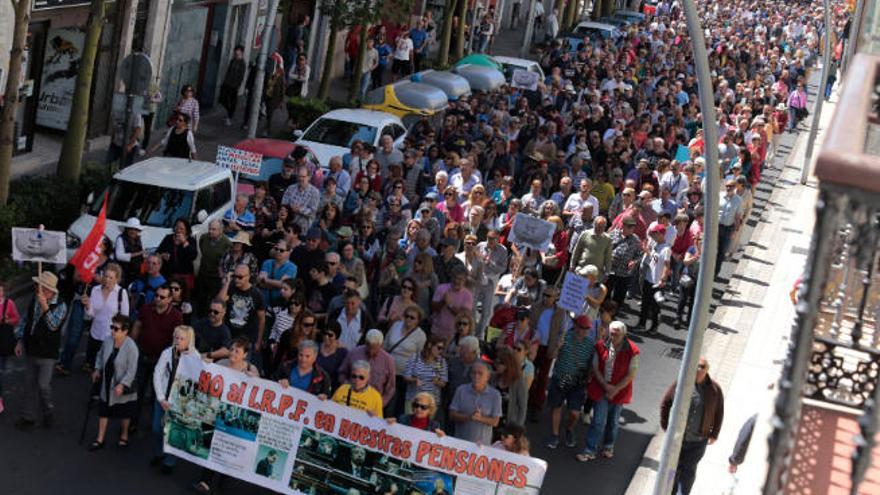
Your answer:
[268,153,301,204]
[527,286,567,422]
[282,166,320,232]
[577,321,639,461]
[14,271,69,430]
[716,179,744,277]
[638,223,671,334]
[338,329,396,409]
[544,314,594,449]
[569,216,612,282]
[474,231,508,335]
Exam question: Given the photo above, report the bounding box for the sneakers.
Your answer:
[544,435,560,449]
[602,448,614,459]
[575,451,597,462]
[564,430,577,448]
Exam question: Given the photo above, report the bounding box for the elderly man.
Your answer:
[526,285,567,422]
[258,239,297,306]
[474,230,508,335]
[331,290,375,350]
[223,193,256,237]
[325,252,346,290]
[569,216,612,282]
[606,216,643,309]
[449,361,502,445]
[374,134,403,176]
[332,360,384,417]
[406,229,437,265]
[577,321,639,461]
[196,220,231,314]
[326,156,352,196]
[282,166,320,231]
[716,179,744,277]
[14,272,69,430]
[338,329,396,408]
[450,158,482,200]
[563,177,600,221]
[661,357,724,495]
[274,340,332,398]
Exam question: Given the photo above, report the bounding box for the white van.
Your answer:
[66,157,234,258]
[493,56,546,85]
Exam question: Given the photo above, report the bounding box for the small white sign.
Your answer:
[507,213,556,252]
[511,69,540,91]
[216,145,262,176]
[559,271,591,314]
[12,227,66,264]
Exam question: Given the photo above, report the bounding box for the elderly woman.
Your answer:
[89,315,138,450]
[82,262,129,373]
[583,264,608,320]
[151,325,199,471]
[541,215,569,285]
[386,391,445,437]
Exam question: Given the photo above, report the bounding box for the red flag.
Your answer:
[70,192,108,283]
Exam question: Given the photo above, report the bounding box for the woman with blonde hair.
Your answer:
[150,325,198,471]
[386,391,445,437]
[82,262,129,371]
[463,184,487,219]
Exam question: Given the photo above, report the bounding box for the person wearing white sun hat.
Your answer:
[114,217,146,284]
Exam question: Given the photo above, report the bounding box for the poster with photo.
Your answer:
[36,27,85,130]
[164,356,546,495]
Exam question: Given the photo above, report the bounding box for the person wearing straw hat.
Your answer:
[114,217,146,285]
[14,271,69,430]
[218,231,259,283]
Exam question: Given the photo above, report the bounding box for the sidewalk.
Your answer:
[625,85,834,493]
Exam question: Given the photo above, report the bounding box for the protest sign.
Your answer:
[507,213,556,252]
[11,227,66,264]
[674,144,690,163]
[559,272,591,314]
[511,69,540,91]
[165,356,547,495]
[217,145,263,176]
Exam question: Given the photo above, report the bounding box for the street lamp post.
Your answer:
[521,0,539,56]
[651,0,720,492]
[801,0,833,185]
[246,0,281,139]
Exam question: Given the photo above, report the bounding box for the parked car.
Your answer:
[232,138,323,194]
[572,21,620,42]
[293,109,406,168]
[614,9,647,23]
[66,157,234,258]
[493,55,546,84]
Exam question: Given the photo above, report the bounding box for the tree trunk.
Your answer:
[601,0,613,17]
[564,0,578,30]
[0,0,32,204]
[57,0,106,182]
[437,0,457,67]
[591,0,601,19]
[318,21,340,99]
[349,25,368,103]
[453,0,468,60]
[554,0,565,20]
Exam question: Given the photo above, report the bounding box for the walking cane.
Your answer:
[78,380,99,445]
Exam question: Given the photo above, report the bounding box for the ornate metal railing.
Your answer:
[763,53,880,495]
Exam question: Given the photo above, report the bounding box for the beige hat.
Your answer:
[231,231,252,246]
[32,271,59,293]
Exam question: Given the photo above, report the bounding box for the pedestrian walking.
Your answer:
[174,84,200,134]
[637,224,671,333]
[219,45,246,126]
[544,315,594,449]
[660,357,725,495]
[0,280,21,415]
[88,314,138,451]
[151,112,196,159]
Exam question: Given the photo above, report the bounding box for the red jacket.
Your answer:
[588,338,640,404]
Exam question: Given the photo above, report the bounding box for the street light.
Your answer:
[801,0,833,184]
[651,0,720,492]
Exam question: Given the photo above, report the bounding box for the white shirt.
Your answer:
[563,192,599,216]
[337,310,363,350]
[384,322,427,374]
[643,239,671,284]
[86,284,130,341]
[394,38,414,61]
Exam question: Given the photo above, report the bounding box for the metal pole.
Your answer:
[801,0,832,185]
[120,57,136,171]
[521,0,538,56]
[469,2,482,53]
[651,0,719,491]
[247,0,281,139]
[844,0,865,74]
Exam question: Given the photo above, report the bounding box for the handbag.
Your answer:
[0,299,15,356]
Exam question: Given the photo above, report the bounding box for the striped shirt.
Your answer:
[176,97,200,130]
[404,354,448,404]
[281,183,320,230]
[552,330,594,381]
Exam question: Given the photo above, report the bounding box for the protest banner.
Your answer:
[559,272,590,314]
[12,227,66,264]
[507,213,555,252]
[165,356,547,495]
[511,69,539,91]
[217,145,263,176]
[674,144,690,163]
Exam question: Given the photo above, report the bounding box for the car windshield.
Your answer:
[89,179,194,228]
[301,118,377,147]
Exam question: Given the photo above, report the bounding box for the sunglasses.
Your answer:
[404,314,418,320]
[444,192,454,197]
[209,309,223,315]
[456,321,469,327]
[234,275,247,280]
[351,374,368,380]
[401,285,414,291]
[324,333,336,339]
[302,321,316,327]
[412,402,430,411]
[111,325,125,332]
[273,246,289,252]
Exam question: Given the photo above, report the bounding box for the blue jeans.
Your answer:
[583,397,623,454]
[152,400,176,466]
[59,300,85,370]
[359,72,372,100]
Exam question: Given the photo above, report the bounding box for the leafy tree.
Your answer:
[0,0,32,203]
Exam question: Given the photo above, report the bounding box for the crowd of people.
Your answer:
[0,0,851,494]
